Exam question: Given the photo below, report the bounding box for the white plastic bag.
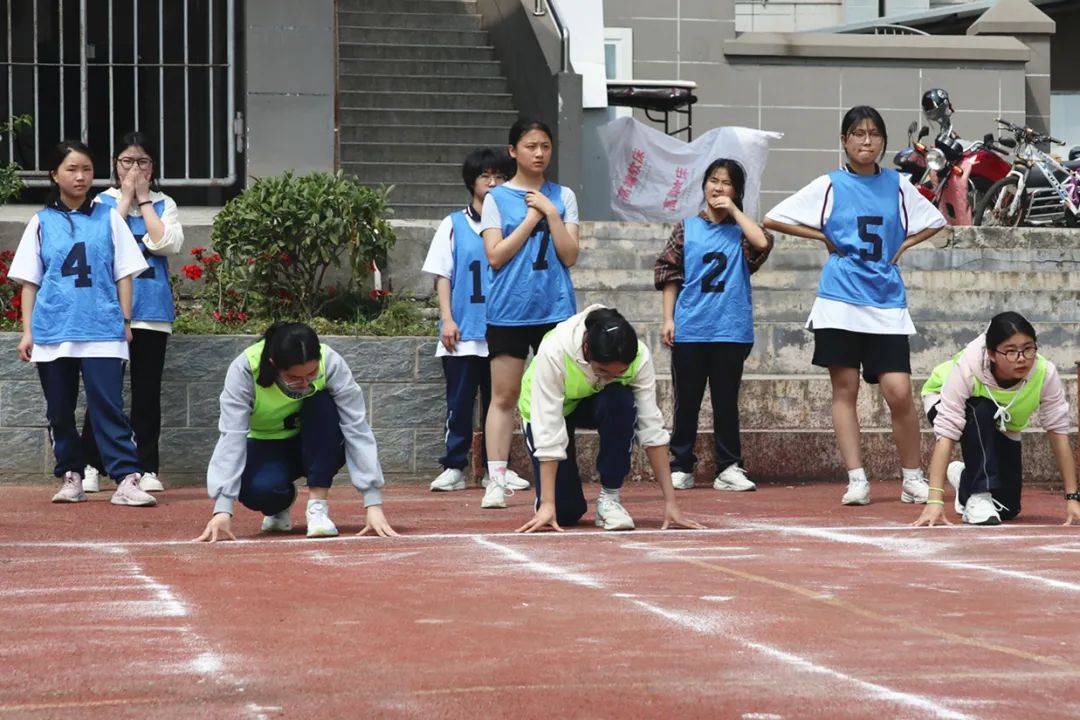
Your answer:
[598,116,782,222]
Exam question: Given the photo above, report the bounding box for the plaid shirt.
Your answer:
[653,212,774,290]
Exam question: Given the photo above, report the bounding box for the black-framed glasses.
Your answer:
[117,157,153,169]
[993,345,1037,362]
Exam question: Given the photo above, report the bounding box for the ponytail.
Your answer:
[583,308,638,365]
[256,321,321,387]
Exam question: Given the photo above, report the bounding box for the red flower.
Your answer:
[182,264,203,281]
[203,253,222,266]
[369,289,391,300]
[191,246,207,257]
[4,310,17,321]
[11,293,21,308]
[212,310,222,322]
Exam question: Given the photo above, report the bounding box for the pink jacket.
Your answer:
[924,333,1071,441]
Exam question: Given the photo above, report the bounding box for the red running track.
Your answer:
[1,481,1078,719]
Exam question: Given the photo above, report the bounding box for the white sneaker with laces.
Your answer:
[305,499,339,538]
[962,492,1004,526]
[480,475,510,509]
[595,495,635,531]
[900,476,929,504]
[52,471,87,503]
[841,477,871,505]
[481,469,530,491]
[713,465,756,492]
[671,471,694,490]
[139,471,165,493]
[110,474,157,506]
[82,465,100,493]
[430,468,466,492]
[947,461,965,514]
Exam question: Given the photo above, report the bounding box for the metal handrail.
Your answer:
[532,0,570,73]
[871,24,930,35]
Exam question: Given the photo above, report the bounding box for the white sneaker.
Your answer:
[900,476,929,504]
[671,471,694,490]
[430,468,466,492]
[947,461,965,514]
[481,469,530,491]
[52,471,87,503]
[713,465,756,492]
[262,507,295,535]
[139,472,165,493]
[480,477,508,509]
[305,499,339,538]
[82,465,100,493]
[841,477,871,505]
[962,492,1004,526]
[595,495,635,531]
[110,474,157,506]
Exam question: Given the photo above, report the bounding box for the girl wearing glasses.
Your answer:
[764,106,945,507]
[81,131,183,496]
[196,322,397,542]
[914,312,1080,527]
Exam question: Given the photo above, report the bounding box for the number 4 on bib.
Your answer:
[61,242,93,287]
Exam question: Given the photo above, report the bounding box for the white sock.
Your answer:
[307,498,327,509]
[487,461,507,485]
[599,486,621,503]
[901,467,925,482]
[847,468,868,484]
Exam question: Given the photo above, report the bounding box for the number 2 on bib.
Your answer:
[700,251,727,293]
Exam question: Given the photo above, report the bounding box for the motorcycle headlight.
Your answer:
[926,148,947,172]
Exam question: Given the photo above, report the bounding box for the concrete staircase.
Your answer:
[337,0,519,219]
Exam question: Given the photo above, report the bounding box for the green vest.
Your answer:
[921,351,1047,433]
[518,341,646,421]
[244,340,328,440]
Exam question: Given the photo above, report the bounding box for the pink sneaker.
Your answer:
[110,474,157,507]
[51,471,87,503]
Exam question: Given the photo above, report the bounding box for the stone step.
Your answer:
[339,90,514,112]
[345,162,461,185]
[569,267,1080,293]
[339,10,482,30]
[389,204,462,220]
[376,183,468,206]
[339,0,478,15]
[339,42,496,62]
[341,141,508,164]
[574,287,1080,324]
[339,26,490,47]
[340,58,505,78]
[339,74,510,95]
[341,107,518,128]
[340,124,508,145]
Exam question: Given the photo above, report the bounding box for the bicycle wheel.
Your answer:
[974,176,1027,227]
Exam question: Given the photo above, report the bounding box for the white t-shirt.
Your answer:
[478,180,580,235]
[421,209,488,358]
[94,187,185,335]
[9,207,149,361]
[765,168,946,335]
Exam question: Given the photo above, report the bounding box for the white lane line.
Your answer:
[2,523,1068,550]
[741,521,1080,595]
[476,537,976,720]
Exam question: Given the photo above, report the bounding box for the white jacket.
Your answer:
[527,304,670,461]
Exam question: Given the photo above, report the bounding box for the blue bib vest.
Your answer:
[32,204,125,344]
[486,182,576,326]
[819,168,907,309]
[96,193,175,323]
[674,216,754,344]
[447,210,488,342]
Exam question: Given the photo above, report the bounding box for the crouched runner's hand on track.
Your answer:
[911,503,951,527]
[195,512,237,542]
[358,505,399,537]
[662,501,705,530]
[1064,499,1080,526]
[516,501,562,534]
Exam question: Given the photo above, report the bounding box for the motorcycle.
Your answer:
[974,118,1080,227]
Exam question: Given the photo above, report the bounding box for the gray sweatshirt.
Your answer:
[207,345,385,514]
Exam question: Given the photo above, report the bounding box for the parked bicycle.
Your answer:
[974,118,1080,227]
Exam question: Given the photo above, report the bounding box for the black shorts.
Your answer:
[811,328,911,384]
[486,323,557,360]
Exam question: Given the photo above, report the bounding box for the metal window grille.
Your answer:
[1,0,239,187]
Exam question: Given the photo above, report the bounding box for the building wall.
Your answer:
[735,0,844,33]
[243,0,336,183]
[594,0,1028,217]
